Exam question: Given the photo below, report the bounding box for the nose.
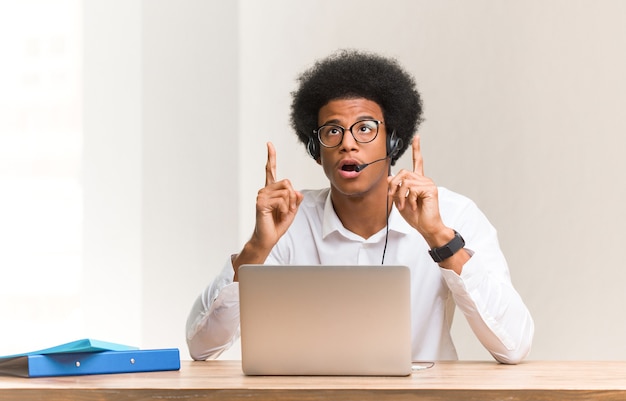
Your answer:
[339,128,358,151]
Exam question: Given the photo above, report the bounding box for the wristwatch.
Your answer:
[428,230,465,263]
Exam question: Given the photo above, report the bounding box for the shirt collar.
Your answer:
[322,190,413,239]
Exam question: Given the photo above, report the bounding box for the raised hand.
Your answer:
[387,135,447,242]
[234,143,303,280]
[253,142,304,249]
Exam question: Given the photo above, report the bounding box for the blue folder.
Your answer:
[1,338,139,359]
[0,339,180,377]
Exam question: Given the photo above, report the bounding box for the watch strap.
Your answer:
[428,230,465,263]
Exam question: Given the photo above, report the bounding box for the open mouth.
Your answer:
[341,164,358,172]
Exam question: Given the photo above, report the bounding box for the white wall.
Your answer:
[83,0,143,348]
[15,0,625,360]
[83,0,239,354]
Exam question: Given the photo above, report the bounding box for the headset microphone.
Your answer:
[353,157,389,172]
[353,132,403,172]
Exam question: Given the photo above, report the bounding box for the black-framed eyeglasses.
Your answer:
[313,119,383,148]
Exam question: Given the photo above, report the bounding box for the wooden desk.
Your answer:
[1,360,625,400]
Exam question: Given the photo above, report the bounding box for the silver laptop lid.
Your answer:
[238,265,412,376]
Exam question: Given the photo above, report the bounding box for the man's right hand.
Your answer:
[254,142,303,248]
[233,142,303,280]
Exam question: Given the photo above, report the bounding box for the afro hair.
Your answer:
[290,49,423,165]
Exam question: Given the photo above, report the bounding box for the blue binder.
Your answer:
[1,338,139,359]
[0,339,180,377]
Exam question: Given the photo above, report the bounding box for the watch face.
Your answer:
[429,231,464,263]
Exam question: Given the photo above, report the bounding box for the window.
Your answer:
[0,0,83,353]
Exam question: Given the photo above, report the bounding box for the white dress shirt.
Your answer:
[186,187,534,364]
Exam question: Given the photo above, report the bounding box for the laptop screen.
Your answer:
[238,264,412,376]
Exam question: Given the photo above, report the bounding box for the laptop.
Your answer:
[238,264,412,376]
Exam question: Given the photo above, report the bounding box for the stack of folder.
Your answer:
[0,339,180,377]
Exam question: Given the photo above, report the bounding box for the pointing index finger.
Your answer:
[265,142,277,186]
[412,134,424,176]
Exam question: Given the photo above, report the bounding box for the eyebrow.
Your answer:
[320,116,377,126]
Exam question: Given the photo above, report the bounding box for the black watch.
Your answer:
[428,230,465,263]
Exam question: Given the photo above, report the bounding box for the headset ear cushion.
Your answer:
[391,137,403,157]
[387,131,402,158]
[307,137,319,160]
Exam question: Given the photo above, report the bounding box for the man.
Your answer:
[186,49,534,364]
